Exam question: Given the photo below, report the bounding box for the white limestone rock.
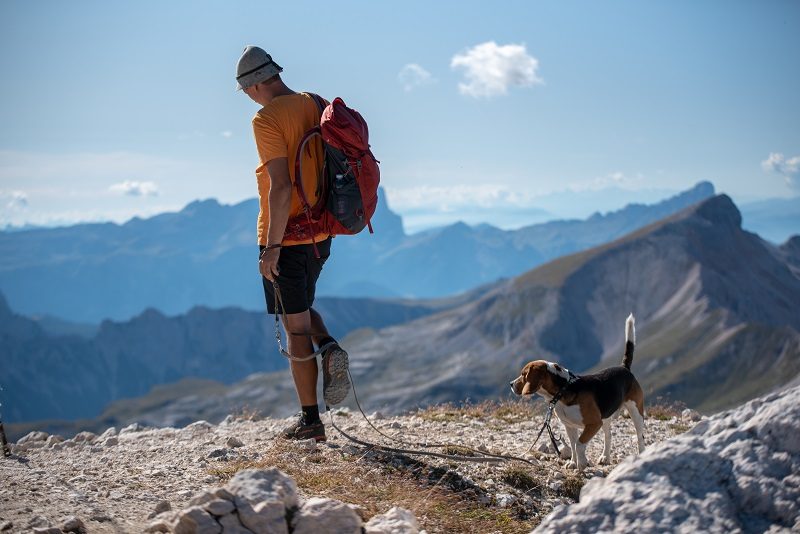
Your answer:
[173,506,221,534]
[533,386,800,533]
[203,499,235,517]
[291,438,317,452]
[292,497,362,534]
[18,431,49,444]
[60,516,85,533]
[225,468,298,534]
[216,513,251,533]
[73,431,97,443]
[184,420,214,433]
[120,422,145,434]
[99,426,118,438]
[365,507,420,534]
[226,436,245,448]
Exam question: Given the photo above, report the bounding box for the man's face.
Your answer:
[242,84,260,103]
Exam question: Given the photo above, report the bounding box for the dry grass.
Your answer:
[647,397,687,421]
[417,398,542,424]
[668,422,692,434]
[561,474,585,501]
[207,440,539,533]
[230,404,265,422]
[500,466,541,493]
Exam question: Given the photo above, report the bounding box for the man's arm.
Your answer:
[259,156,292,281]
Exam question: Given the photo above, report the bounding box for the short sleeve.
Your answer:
[252,111,287,163]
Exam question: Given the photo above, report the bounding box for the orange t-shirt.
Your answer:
[252,92,330,246]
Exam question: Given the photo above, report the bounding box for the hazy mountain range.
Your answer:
[0,292,451,423]
[0,182,721,323]
[6,193,798,440]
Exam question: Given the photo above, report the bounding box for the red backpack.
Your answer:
[284,93,380,254]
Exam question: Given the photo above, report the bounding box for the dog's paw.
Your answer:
[597,455,611,465]
[566,460,577,469]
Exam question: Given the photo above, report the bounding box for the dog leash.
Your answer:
[272,281,335,362]
[328,368,537,465]
[268,283,536,465]
[526,372,579,457]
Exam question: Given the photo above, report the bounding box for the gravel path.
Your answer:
[1,407,688,533]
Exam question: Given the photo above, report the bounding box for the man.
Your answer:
[237,45,350,442]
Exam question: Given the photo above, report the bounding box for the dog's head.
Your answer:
[509,360,568,397]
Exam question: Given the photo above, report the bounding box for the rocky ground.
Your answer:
[1,400,689,533]
[534,386,800,533]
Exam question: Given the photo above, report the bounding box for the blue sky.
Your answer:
[1,0,798,232]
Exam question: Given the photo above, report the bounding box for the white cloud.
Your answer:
[567,172,645,192]
[762,152,800,189]
[109,180,159,197]
[0,190,28,210]
[387,184,539,212]
[0,149,254,228]
[398,64,434,91]
[221,130,233,138]
[451,41,543,98]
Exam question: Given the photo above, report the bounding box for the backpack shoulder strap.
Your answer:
[302,92,327,117]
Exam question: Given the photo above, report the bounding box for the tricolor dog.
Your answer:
[510,314,645,470]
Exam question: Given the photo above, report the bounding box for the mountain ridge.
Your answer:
[0,183,722,322]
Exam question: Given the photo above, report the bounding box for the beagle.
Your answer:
[510,314,645,470]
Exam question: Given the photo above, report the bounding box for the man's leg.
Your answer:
[309,307,332,348]
[283,310,317,406]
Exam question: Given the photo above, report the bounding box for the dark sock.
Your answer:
[318,336,336,349]
[301,404,321,425]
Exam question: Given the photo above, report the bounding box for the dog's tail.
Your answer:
[622,313,635,369]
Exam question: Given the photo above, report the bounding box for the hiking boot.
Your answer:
[280,414,326,442]
[322,343,351,406]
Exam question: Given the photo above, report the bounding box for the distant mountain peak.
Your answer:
[690,181,715,196]
[181,198,222,214]
[692,194,742,230]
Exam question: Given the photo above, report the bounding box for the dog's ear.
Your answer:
[521,381,533,396]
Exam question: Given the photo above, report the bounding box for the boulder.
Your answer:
[365,507,419,534]
[120,423,145,434]
[226,437,244,448]
[292,497,362,534]
[226,468,298,534]
[173,506,221,534]
[216,513,251,534]
[73,431,97,443]
[533,386,800,533]
[17,431,49,444]
[60,516,86,533]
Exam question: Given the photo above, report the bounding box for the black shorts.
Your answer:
[261,238,331,315]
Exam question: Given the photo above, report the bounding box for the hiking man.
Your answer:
[237,45,350,442]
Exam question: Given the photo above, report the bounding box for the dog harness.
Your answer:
[529,370,579,456]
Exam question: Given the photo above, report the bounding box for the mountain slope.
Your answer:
[101,194,800,425]
[0,184,717,322]
[0,292,440,423]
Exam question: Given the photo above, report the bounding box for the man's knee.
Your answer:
[282,310,312,335]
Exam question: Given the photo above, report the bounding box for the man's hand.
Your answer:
[259,247,281,281]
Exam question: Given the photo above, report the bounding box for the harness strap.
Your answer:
[272,281,333,362]
[525,371,579,456]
